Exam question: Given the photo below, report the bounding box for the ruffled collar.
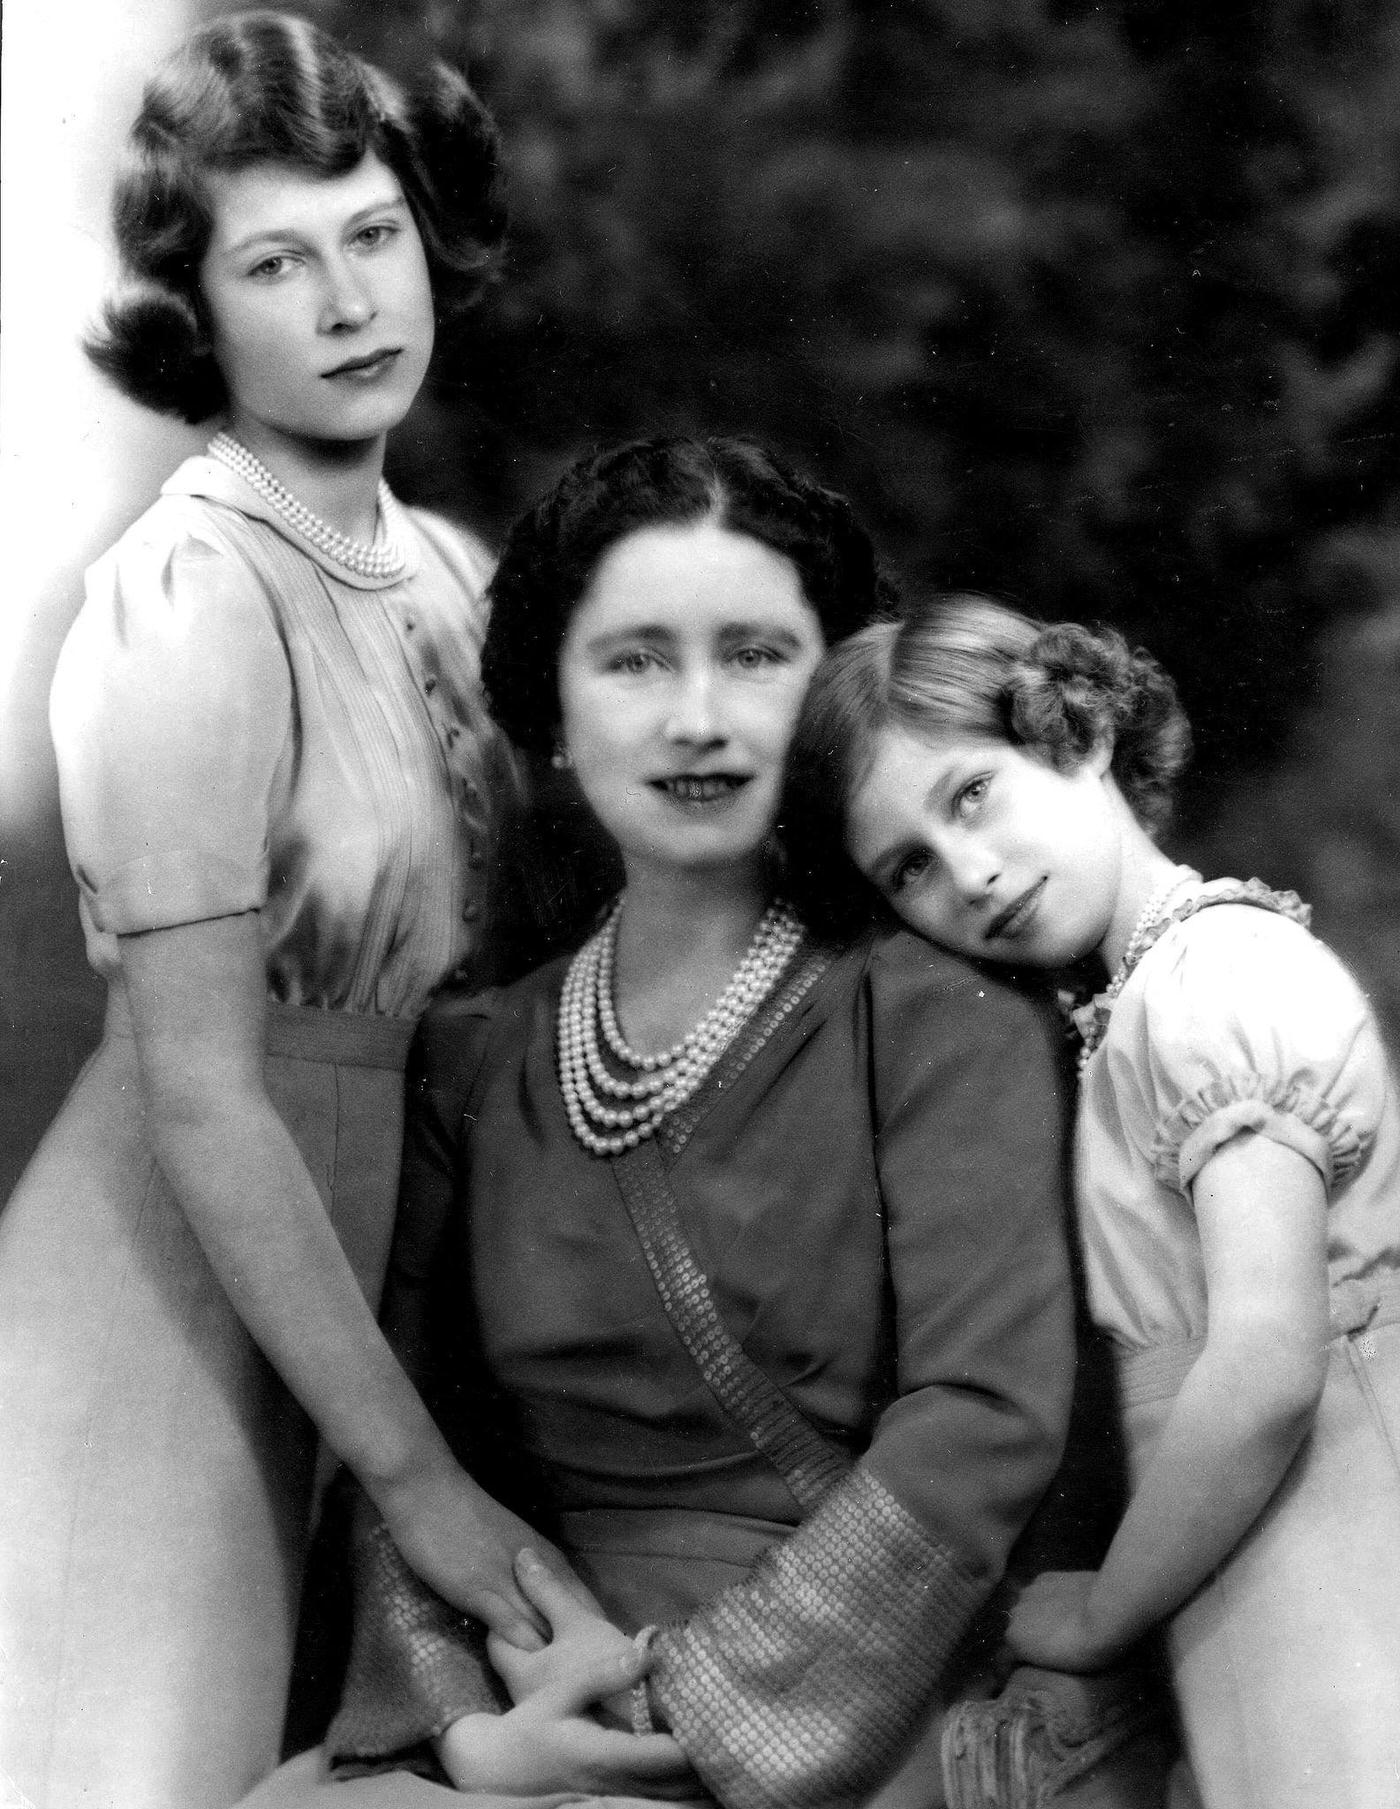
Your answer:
[1065,876,1312,1065]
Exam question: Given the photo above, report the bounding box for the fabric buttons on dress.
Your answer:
[423,675,438,694]
[467,843,486,870]
[461,901,482,923]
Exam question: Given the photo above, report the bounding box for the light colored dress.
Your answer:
[1076,881,1400,1809]
[0,456,507,1809]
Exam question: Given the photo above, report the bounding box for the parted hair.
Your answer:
[84,9,505,422]
[481,435,891,757]
[782,593,1193,938]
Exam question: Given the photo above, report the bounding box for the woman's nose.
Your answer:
[319,259,375,331]
[664,669,723,745]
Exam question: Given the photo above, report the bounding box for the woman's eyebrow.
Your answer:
[716,621,806,646]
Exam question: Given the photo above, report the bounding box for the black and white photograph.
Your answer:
[2,4,1398,1806]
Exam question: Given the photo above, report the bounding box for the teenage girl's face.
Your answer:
[557,520,827,891]
[198,151,434,458]
[846,726,1124,968]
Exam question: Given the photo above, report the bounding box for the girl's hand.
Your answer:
[487,1549,638,1715]
[1006,1571,1123,1673]
[381,1468,587,1653]
[437,1605,696,1798]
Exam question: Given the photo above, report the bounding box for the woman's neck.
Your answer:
[224,414,387,544]
[610,866,773,1056]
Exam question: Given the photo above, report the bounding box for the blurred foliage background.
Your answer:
[4,0,1399,1194]
[342,0,1400,1010]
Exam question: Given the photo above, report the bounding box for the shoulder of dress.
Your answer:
[404,506,496,588]
[864,924,1056,1018]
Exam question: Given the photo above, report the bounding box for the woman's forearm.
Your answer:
[1084,1332,1323,1653]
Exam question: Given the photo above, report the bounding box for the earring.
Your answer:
[551,743,572,770]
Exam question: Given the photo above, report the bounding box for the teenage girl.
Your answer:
[783,593,1400,1809]
[0,14,554,1807]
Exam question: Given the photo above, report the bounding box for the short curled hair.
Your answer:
[782,593,1193,938]
[84,9,505,422]
[482,435,891,757]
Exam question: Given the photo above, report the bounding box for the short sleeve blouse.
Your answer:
[1076,894,1400,1348]
[50,456,505,1019]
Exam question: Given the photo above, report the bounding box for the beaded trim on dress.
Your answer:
[1069,875,1312,1070]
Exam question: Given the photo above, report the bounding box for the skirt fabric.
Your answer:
[1117,1283,1400,1809]
[0,987,414,1809]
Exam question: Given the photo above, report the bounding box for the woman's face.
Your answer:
[845,726,1124,967]
[557,520,827,890]
[198,151,434,458]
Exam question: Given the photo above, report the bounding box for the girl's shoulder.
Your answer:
[1119,888,1388,1195]
[81,466,280,632]
[1140,888,1370,1040]
[402,504,495,596]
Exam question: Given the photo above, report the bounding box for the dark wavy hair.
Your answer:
[84,9,505,423]
[782,593,1193,939]
[482,435,891,757]
[478,435,892,968]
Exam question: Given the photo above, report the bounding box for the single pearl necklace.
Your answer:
[558,899,804,1156]
[1076,865,1199,1075]
[208,431,409,582]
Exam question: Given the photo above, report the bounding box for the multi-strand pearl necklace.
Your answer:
[208,431,408,582]
[1075,865,1199,1075]
[558,899,804,1156]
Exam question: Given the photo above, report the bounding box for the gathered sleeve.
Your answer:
[50,507,291,937]
[1130,907,1382,1198]
[646,939,1076,1809]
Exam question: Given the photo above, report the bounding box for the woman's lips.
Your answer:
[987,878,1045,941]
[652,775,751,806]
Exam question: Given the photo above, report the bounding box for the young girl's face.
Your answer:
[846,725,1123,968]
[198,151,434,458]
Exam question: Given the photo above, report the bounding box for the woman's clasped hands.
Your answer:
[435,1550,703,1802]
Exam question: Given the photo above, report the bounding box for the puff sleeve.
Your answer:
[1128,906,1382,1197]
[50,505,291,937]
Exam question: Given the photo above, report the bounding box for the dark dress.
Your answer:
[262,928,1077,1809]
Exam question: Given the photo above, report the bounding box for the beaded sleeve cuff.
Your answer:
[648,1467,985,1809]
[326,1518,505,1774]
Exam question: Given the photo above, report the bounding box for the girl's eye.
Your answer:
[249,253,295,280]
[954,776,990,819]
[890,850,932,893]
[354,221,398,251]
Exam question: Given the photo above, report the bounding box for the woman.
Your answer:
[250,438,1078,1808]
[0,15,551,1807]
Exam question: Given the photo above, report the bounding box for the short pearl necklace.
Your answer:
[558,899,804,1156]
[1075,865,1199,1075]
[208,431,408,582]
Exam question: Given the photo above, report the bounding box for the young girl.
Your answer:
[784,594,1400,1809]
[0,14,556,1806]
